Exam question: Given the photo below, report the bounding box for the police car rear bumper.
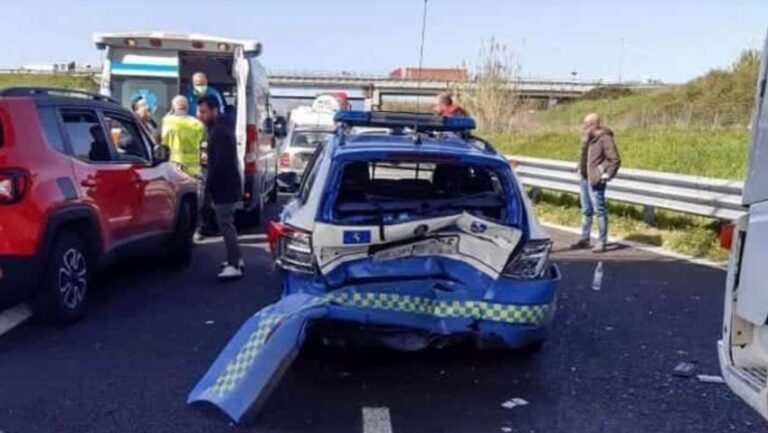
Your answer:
[283,264,560,349]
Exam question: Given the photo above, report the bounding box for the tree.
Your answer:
[454,37,521,132]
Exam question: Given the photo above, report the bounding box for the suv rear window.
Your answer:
[333,160,508,224]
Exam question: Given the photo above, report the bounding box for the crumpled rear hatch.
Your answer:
[313,157,527,285]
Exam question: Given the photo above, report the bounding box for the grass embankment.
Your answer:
[531,191,729,262]
[486,51,759,261]
[488,127,749,180]
[0,74,97,91]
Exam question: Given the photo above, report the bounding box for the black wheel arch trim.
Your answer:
[40,205,103,262]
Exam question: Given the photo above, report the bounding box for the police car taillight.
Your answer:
[502,239,552,279]
[268,221,314,274]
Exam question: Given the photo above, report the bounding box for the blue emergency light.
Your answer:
[334,110,476,132]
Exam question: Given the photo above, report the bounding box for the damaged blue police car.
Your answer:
[188,111,561,423]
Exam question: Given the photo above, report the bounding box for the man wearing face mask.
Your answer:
[187,72,226,117]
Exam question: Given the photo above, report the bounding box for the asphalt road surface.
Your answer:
[0,200,765,433]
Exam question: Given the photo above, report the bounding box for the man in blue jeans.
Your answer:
[570,113,621,253]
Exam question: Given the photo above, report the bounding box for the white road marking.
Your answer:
[0,304,32,338]
[362,407,393,433]
[541,221,728,271]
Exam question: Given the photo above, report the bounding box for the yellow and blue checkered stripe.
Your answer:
[205,292,552,397]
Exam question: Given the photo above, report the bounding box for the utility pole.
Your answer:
[416,0,429,108]
[618,37,625,84]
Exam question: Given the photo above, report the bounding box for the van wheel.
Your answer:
[168,200,193,267]
[268,178,278,203]
[33,232,89,323]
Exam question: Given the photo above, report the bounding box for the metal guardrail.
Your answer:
[507,155,746,220]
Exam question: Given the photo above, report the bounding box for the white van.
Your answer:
[93,31,281,223]
[719,31,768,421]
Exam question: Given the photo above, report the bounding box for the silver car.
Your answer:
[277,126,335,190]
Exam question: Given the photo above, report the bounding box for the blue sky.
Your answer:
[1,0,766,83]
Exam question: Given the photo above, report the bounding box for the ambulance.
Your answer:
[719,31,768,422]
[93,32,280,223]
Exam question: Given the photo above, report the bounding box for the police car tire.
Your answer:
[519,339,545,355]
[33,232,89,324]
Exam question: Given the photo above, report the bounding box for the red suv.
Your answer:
[0,87,198,322]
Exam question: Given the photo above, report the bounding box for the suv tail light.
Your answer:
[280,152,291,168]
[268,221,314,274]
[245,124,258,174]
[0,169,29,205]
[503,239,552,279]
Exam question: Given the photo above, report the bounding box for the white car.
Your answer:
[277,125,335,190]
[719,31,768,421]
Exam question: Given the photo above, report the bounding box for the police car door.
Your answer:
[720,30,768,421]
[233,46,248,191]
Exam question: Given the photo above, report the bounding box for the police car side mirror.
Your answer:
[153,144,171,165]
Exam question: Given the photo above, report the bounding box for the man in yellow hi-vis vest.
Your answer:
[162,95,205,177]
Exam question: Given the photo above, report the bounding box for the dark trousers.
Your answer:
[213,202,242,266]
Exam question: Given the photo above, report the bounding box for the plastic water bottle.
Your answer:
[592,261,604,291]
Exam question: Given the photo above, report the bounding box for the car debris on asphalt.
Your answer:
[501,398,529,410]
[697,374,726,384]
[672,362,697,377]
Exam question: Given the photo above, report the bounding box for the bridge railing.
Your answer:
[507,155,745,220]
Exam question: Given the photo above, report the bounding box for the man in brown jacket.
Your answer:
[570,113,621,253]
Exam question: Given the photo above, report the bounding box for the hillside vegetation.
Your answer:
[493,50,760,181]
[527,50,760,131]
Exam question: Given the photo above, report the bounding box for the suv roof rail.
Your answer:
[0,87,120,105]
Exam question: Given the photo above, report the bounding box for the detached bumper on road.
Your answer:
[188,266,560,423]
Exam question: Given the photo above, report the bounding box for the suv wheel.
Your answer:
[167,200,193,267]
[34,232,89,323]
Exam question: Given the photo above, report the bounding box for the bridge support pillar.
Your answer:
[547,97,559,108]
[365,89,382,111]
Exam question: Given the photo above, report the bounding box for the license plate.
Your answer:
[372,236,459,262]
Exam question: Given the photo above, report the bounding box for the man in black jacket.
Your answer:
[197,96,244,279]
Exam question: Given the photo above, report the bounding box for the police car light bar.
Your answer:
[334,111,476,132]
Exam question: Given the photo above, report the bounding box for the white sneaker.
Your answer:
[218,265,243,280]
[220,259,245,270]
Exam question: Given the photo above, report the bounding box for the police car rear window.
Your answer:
[333,160,507,223]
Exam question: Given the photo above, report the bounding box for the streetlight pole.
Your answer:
[618,37,625,84]
[416,0,429,108]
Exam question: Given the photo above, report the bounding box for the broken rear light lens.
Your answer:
[268,221,314,273]
[503,239,552,279]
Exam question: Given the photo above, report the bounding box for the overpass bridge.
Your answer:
[266,71,618,109]
[0,68,662,110]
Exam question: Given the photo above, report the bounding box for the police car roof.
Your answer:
[333,132,502,161]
